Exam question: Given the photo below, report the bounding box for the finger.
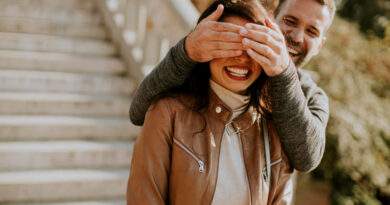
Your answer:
[243,38,277,61]
[265,18,282,34]
[208,21,244,33]
[209,42,245,50]
[208,30,243,42]
[201,4,224,22]
[242,31,282,54]
[247,48,270,68]
[242,23,283,42]
[209,50,243,59]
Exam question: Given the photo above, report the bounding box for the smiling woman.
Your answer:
[126,0,293,204]
[210,16,263,94]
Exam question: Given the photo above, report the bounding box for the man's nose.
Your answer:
[290,28,304,43]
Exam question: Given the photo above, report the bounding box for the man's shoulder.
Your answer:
[298,69,327,98]
[298,69,319,85]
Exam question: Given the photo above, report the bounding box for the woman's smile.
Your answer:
[225,65,251,80]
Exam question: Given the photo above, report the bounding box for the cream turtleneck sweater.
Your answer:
[210,80,250,205]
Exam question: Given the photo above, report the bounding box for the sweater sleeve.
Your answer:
[269,63,329,172]
[129,37,197,126]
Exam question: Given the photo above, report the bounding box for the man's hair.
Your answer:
[274,0,336,25]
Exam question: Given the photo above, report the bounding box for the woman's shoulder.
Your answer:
[148,94,196,114]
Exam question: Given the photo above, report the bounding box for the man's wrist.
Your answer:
[269,60,297,86]
[265,59,291,77]
[183,35,197,63]
[175,36,198,66]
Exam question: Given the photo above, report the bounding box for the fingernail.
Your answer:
[240,28,248,35]
[245,24,252,29]
[243,38,250,44]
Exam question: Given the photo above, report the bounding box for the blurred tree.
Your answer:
[306,17,390,205]
[338,0,390,39]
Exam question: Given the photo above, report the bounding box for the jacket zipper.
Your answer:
[173,138,205,172]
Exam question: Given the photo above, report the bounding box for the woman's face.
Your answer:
[209,16,262,94]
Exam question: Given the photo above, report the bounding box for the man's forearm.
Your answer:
[129,37,197,126]
[269,63,329,172]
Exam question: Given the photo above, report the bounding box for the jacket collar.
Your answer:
[208,89,260,131]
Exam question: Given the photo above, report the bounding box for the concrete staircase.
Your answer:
[0,0,139,204]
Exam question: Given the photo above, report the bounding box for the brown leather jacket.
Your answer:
[127,91,293,205]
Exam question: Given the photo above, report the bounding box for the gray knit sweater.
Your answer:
[129,37,329,172]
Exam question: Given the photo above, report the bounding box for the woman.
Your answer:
[127,0,293,204]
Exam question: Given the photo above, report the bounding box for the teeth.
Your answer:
[226,67,248,77]
[230,73,246,77]
[287,47,299,55]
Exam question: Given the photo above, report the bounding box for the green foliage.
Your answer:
[305,17,390,204]
[337,0,390,40]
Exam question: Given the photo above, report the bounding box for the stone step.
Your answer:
[0,169,129,203]
[0,92,130,117]
[1,200,126,205]
[0,4,101,25]
[0,0,96,11]
[0,70,134,95]
[0,32,116,56]
[0,140,134,171]
[0,17,107,39]
[0,50,125,74]
[0,115,140,141]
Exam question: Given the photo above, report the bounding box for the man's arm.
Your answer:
[269,64,329,172]
[240,19,329,172]
[129,38,197,125]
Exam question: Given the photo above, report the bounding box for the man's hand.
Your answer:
[185,4,245,62]
[240,18,290,77]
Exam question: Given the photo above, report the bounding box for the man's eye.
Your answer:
[284,18,296,26]
[307,29,319,37]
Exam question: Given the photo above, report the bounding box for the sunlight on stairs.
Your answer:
[0,0,139,204]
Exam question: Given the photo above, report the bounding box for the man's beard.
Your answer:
[284,34,308,68]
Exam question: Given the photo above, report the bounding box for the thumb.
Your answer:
[201,4,224,23]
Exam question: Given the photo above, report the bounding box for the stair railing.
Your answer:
[97,0,199,84]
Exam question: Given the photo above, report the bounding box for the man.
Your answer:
[129,0,335,172]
